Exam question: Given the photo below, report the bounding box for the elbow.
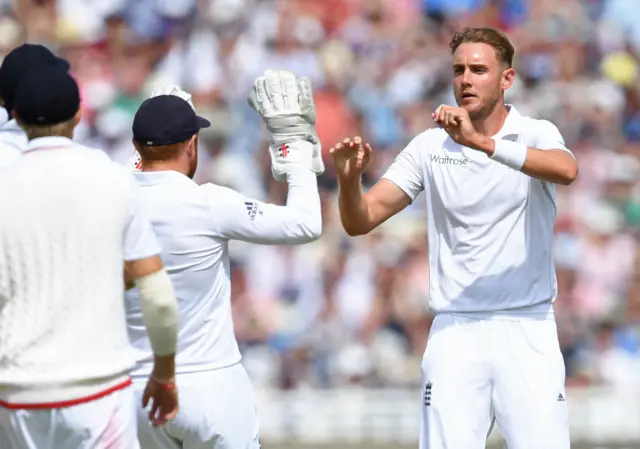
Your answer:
[343,223,371,237]
[296,215,323,243]
[558,162,578,186]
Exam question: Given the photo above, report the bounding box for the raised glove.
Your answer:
[248,69,324,181]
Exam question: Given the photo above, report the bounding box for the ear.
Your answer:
[188,134,197,156]
[73,107,83,126]
[501,67,516,91]
[13,112,24,129]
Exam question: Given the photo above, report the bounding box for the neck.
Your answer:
[471,102,510,137]
[141,159,189,177]
[26,130,74,141]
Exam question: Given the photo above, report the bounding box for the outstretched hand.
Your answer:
[329,136,372,181]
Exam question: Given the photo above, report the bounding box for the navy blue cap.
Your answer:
[13,67,80,126]
[132,95,211,146]
[0,44,70,113]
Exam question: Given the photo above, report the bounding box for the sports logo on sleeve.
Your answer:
[244,201,258,221]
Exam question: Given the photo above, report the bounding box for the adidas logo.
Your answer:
[557,393,565,402]
[244,201,258,221]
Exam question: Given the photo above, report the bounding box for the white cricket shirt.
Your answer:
[126,167,321,377]
[0,136,161,406]
[382,106,574,315]
[0,119,26,168]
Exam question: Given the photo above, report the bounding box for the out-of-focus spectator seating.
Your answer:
[2,0,639,394]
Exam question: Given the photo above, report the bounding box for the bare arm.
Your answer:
[475,137,578,185]
[338,176,411,236]
[331,135,425,236]
[433,107,578,185]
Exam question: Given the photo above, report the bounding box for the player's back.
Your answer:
[0,138,137,405]
[126,170,241,377]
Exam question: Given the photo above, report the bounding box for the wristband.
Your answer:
[152,377,176,391]
[490,138,527,171]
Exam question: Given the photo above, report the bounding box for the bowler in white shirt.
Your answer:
[330,27,578,449]
[126,90,322,449]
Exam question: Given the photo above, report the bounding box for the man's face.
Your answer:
[451,42,514,120]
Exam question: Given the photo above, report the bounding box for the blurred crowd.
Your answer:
[2,0,640,391]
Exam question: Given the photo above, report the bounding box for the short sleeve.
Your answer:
[381,134,426,201]
[534,120,574,158]
[123,177,162,261]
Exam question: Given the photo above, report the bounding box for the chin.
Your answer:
[462,103,482,117]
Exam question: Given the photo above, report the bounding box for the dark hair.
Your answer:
[449,27,515,68]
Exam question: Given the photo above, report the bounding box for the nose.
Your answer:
[460,68,472,87]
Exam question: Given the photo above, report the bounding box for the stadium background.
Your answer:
[2,0,640,446]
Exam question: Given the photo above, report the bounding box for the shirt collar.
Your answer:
[133,170,196,186]
[492,104,521,140]
[0,119,22,132]
[25,136,75,153]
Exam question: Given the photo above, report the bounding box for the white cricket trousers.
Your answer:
[0,386,139,449]
[420,313,570,449]
[132,363,260,449]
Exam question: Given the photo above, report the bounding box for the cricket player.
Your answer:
[0,67,180,448]
[0,43,70,167]
[125,69,322,449]
[330,27,579,449]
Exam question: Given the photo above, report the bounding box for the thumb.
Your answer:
[246,88,260,113]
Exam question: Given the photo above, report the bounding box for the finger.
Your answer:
[434,104,444,122]
[148,400,159,422]
[265,69,284,112]
[254,77,274,116]
[444,110,453,127]
[447,111,458,127]
[354,136,362,148]
[164,406,179,421]
[142,390,150,408]
[362,143,373,164]
[297,77,313,110]
[279,70,299,112]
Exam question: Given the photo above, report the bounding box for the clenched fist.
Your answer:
[432,104,484,149]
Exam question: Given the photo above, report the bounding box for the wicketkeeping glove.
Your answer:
[128,84,196,171]
[248,69,324,181]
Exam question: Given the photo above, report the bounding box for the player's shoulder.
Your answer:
[74,145,136,184]
[401,128,448,155]
[517,115,563,138]
[198,182,242,204]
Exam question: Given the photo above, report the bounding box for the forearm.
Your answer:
[337,176,372,236]
[279,166,323,242]
[474,137,578,185]
[215,165,322,244]
[135,269,179,357]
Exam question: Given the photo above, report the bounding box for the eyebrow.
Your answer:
[452,63,489,70]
